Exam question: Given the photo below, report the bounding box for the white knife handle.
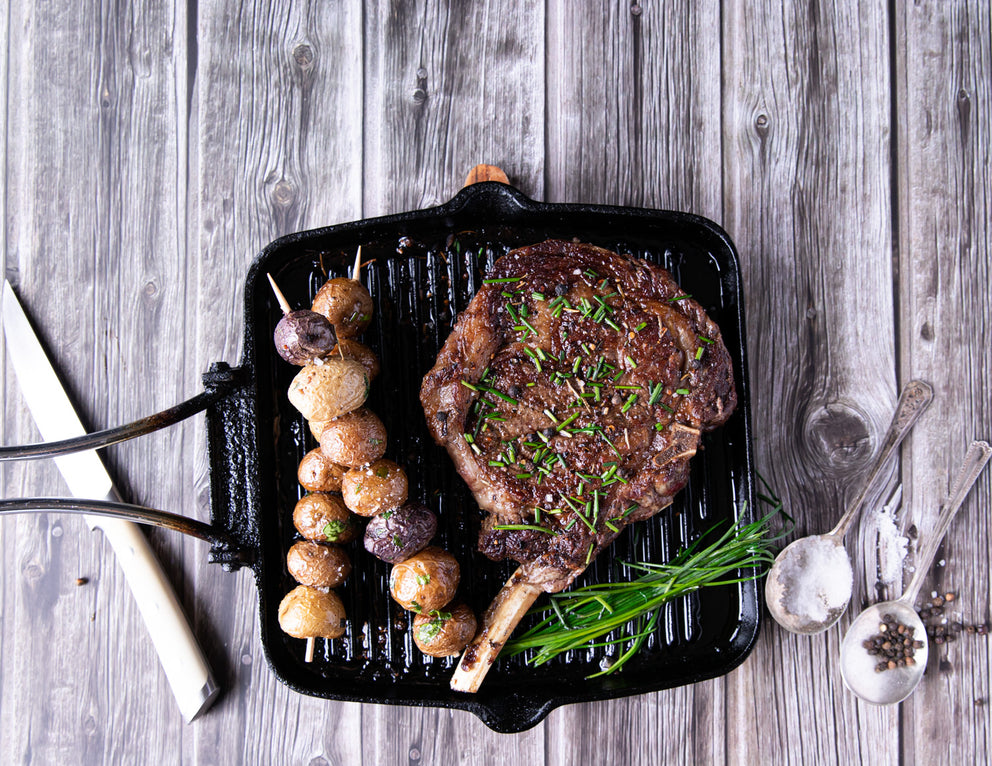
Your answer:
[92,515,219,721]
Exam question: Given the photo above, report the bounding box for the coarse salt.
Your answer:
[873,501,909,587]
[774,537,853,622]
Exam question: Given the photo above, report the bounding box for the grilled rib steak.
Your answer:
[421,240,737,594]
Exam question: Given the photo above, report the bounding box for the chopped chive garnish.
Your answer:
[470,443,481,455]
[695,347,704,360]
[460,380,479,391]
[675,388,690,395]
[489,389,519,405]
[484,276,524,284]
[699,336,714,344]
[624,355,637,368]
[543,409,559,425]
[493,524,557,535]
[520,317,539,336]
[585,543,596,565]
[516,472,533,479]
[463,433,474,443]
[615,385,642,390]
[532,292,545,301]
[557,412,580,431]
[659,402,675,414]
[648,383,664,406]
[605,519,620,533]
[604,318,622,332]
[633,321,647,332]
[620,393,638,413]
[667,294,691,302]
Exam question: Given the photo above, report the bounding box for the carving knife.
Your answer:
[1,280,219,721]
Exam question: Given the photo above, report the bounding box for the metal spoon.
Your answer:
[764,380,933,633]
[840,440,991,704]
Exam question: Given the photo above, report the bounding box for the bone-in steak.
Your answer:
[421,240,736,593]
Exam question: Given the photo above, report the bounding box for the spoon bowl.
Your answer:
[765,534,853,633]
[840,600,926,704]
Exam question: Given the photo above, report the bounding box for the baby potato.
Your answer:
[341,460,408,517]
[413,602,478,657]
[389,546,460,613]
[364,502,437,563]
[293,493,360,544]
[288,358,369,422]
[312,277,374,339]
[286,541,351,588]
[319,408,387,468]
[331,339,380,382]
[278,585,346,639]
[297,449,347,493]
[308,417,331,440]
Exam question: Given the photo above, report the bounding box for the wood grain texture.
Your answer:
[360,3,546,762]
[3,1,992,763]
[896,2,992,763]
[2,0,192,763]
[363,0,545,213]
[722,0,901,763]
[544,3,724,765]
[190,2,365,765]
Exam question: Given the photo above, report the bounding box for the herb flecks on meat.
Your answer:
[421,240,737,595]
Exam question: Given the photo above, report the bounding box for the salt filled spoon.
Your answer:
[765,380,933,634]
[840,440,991,704]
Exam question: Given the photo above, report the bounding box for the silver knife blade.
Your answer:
[2,280,219,721]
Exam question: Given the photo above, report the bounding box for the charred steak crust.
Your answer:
[420,240,737,593]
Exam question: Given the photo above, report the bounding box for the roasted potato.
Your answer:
[288,358,369,422]
[286,541,352,588]
[341,459,408,517]
[312,277,374,339]
[308,417,331,440]
[413,602,477,657]
[297,449,347,493]
[388,546,460,613]
[293,493,360,544]
[277,585,346,639]
[319,408,387,468]
[331,339,380,382]
[363,502,437,563]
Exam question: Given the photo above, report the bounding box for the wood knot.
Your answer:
[803,402,872,476]
[293,44,314,68]
[755,113,770,138]
[271,180,296,208]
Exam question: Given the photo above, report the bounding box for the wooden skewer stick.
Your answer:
[305,637,315,663]
[352,246,363,282]
[450,566,542,693]
[266,273,292,315]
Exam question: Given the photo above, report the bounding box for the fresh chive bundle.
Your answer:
[503,494,788,678]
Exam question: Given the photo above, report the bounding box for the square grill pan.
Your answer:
[205,180,757,733]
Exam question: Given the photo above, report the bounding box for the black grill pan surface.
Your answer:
[206,181,757,733]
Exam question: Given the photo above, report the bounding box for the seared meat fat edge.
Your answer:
[420,239,737,594]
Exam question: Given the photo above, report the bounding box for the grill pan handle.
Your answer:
[0,362,256,568]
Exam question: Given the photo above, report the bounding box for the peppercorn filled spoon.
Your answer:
[840,440,991,704]
[764,380,933,634]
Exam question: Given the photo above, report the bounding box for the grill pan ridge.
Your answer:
[205,181,757,732]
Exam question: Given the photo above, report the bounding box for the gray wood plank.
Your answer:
[896,3,992,762]
[360,2,547,762]
[544,3,725,764]
[722,1,901,762]
[363,0,546,215]
[2,0,193,763]
[189,2,366,765]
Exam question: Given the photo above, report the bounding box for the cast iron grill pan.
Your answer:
[207,181,757,732]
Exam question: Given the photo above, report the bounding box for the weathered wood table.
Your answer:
[2,2,989,763]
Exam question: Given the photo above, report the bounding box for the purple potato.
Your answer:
[274,310,336,365]
[364,502,438,564]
